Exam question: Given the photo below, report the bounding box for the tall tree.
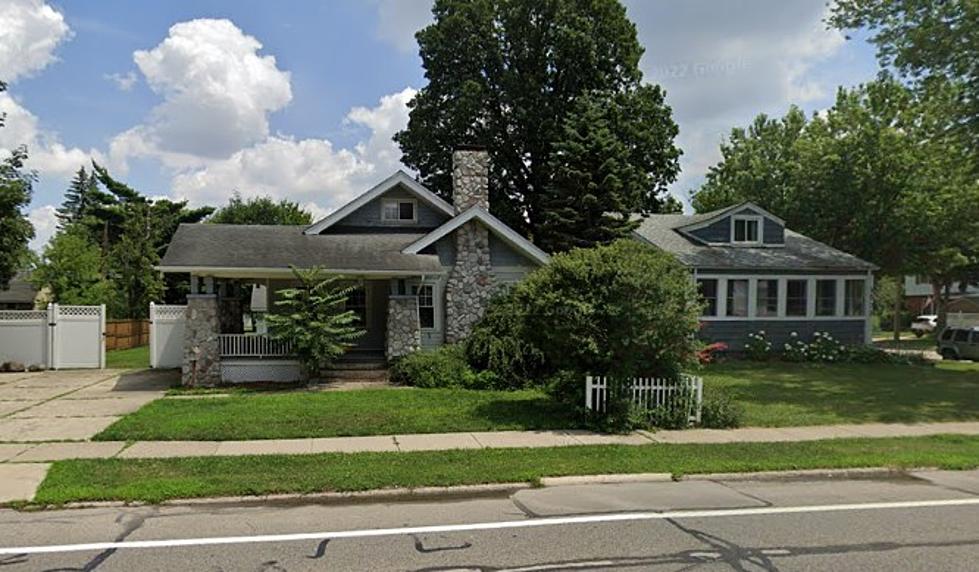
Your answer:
[0,81,35,290]
[108,202,164,319]
[56,167,102,231]
[209,193,313,225]
[829,0,979,162]
[32,226,114,306]
[395,0,680,251]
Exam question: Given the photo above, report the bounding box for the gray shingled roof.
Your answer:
[159,224,444,273]
[634,214,876,272]
[0,273,38,304]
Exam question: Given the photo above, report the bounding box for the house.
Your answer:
[158,147,549,385]
[0,273,41,310]
[634,203,877,351]
[903,276,979,316]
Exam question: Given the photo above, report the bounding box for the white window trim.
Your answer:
[381,198,418,222]
[411,281,439,331]
[696,273,870,322]
[730,215,763,245]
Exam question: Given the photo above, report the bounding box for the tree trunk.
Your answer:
[893,277,904,341]
[935,282,949,333]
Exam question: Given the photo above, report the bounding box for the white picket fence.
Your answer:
[585,374,704,424]
[0,304,105,369]
[149,303,186,369]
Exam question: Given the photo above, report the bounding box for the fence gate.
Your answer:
[150,302,186,369]
[0,304,104,369]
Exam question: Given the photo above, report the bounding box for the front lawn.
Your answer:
[872,332,936,351]
[34,434,979,504]
[106,345,150,369]
[704,361,979,426]
[95,388,578,441]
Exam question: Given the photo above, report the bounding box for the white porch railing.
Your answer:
[219,334,293,358]
[585,374,703,424]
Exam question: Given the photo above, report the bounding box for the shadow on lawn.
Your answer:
[471,396,581,430]
[711,362,979,425]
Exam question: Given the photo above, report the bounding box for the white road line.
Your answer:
[2,498,977,555]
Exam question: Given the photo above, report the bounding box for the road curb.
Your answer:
[681,466,932,482]
[539,472,673,486]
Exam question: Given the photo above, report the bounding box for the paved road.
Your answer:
[1,470,977,571]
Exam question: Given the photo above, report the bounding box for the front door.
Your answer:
[345,280,387,351]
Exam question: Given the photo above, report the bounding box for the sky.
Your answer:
[0,0,881,251]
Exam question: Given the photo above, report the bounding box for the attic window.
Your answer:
[731,215,762,244]
[382,199,416,222]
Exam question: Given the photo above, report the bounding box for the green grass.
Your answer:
[872,332,937,351]
[704,361,979,426]
[95,388,578,441]
[34,434,979,504]
[106,345,150,369]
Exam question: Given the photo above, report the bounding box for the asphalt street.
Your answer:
[1,469,978,571]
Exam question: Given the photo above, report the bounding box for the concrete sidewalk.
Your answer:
[3,421,978,463]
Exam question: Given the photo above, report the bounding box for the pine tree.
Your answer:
[56,167,100,231]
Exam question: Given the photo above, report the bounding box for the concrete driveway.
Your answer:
[0,369,175,443]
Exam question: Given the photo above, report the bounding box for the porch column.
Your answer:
[386,295,421,360]
[183,294,221,386]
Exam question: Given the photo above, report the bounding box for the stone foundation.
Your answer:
[182,294,221,386]
[386,295,421,360]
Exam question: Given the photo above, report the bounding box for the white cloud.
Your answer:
[171,88,417,213]
[27,204,58,251]
[0,0,71,82]
[110,18,293,168]
[373,0,433,53]
[104,70,137,91]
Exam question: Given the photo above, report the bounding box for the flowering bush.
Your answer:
[744,330,772,361]
[697,342,729,364]
[808,331,846,362]
[782,332,809,362]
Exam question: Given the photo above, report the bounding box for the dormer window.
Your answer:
[381,198,416,222]
[731,215,762,244]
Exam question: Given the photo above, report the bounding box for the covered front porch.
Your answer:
[181,271,443,386]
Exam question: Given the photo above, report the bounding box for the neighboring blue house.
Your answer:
[634,204,877,351]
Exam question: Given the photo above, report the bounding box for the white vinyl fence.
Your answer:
[0,304,105,369]
[149,303,186,369]
[585,374,703,424]
[948,312,979,328]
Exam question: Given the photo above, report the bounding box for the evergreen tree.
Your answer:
[108,202,164,319]
[0,80,35,290]
[56,167,100,231]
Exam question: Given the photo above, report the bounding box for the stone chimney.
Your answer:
[444,146,493,343]
[451,146,490,212]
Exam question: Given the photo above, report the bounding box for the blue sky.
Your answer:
[0,0,880,250]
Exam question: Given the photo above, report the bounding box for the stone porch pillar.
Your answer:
[386,295,421,360]
[183,294,221,386]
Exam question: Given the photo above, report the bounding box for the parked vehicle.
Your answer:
[911,315,938,337]
[937,327,979,360]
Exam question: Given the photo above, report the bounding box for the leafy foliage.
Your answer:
[209,193,313,225]
[266,267,365,379]
[743,331,773,361]
[32,226,113,306]
[395,0,680,251]
[390,345,499,389]
[108,203,164,319]
[0,81,35,290]
[700,388,743,429]
[464,290,544,389]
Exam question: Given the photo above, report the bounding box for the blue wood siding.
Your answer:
[325,185,450,232]
[700,319,866,351]
[689,207,785,245]
[689,217,730,243]
[763,218,784,244]
[490,234,537,267]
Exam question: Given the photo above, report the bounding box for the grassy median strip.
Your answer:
[35,434,979,504]
[95,388,578,441]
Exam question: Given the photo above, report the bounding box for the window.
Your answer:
[953,329,969,342]
[941,328,955,341]
[726,279,749,317]
[971,331,979,344]
[816,279,837,316]
[414,284,435,329]
[697,278,718,316]
[786,280,807,316]
[756,279,778,317]
[345,287,367,325]
[381,198,416,222]
[732,216,761,243]
[844,279,866,316]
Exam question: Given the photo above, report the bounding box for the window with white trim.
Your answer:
[381,198,416,222]
[815,279,837,316]
[756,279,778,317]
[786,279,808,317]
[413,284,435,329]
[697,278,718,317]
[732,216,761,244]
[726,279,749,317]
[844,279,866,316]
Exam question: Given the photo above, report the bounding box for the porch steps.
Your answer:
[321,351,389,383]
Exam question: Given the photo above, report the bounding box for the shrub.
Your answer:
[699,387,744,428]
[512,240,702,405]
[390,345,499,389]
[808,331,846,362]
[782,332,809,362]
[744,330,772,361]
[464,290,545,389]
